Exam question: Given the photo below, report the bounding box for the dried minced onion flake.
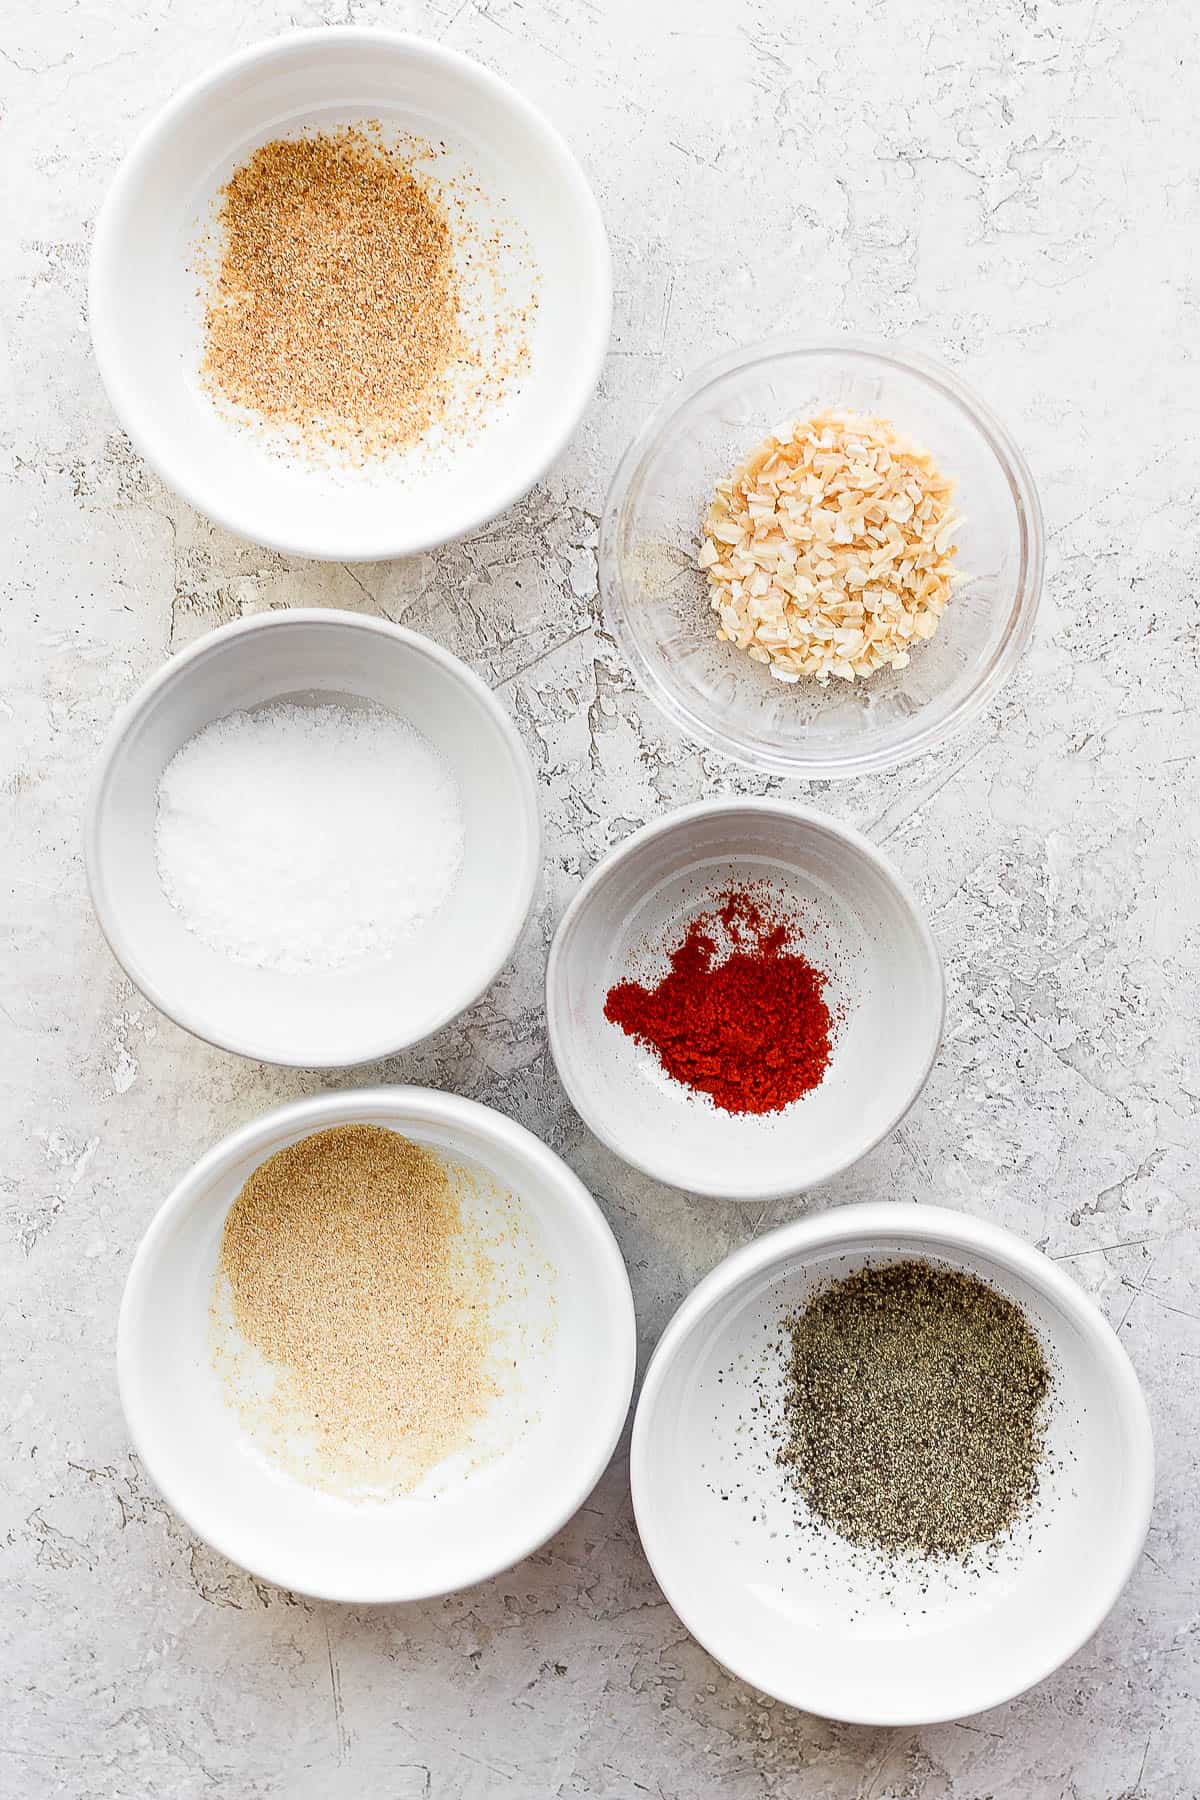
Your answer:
[699,410,965,685]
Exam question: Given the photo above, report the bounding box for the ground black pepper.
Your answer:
[778,1259,1051,1559]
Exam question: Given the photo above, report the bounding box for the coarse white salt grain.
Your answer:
[155,700,465,973]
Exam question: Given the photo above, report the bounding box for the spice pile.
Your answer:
[201,128,461,459]
[212,1124,498,1496]
[603,886,834,1115]
[778,1259,1051,1558]
[155,699,464,973]
[699,410,964,684]
[198,125,535,462]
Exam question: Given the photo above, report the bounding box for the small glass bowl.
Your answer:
[600,338,1043,781]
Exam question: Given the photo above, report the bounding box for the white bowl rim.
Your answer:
[117,1084,638,1604]
[87,25,613,563]
[84,608,541,1067]
[600,334,1045,780]
[630,1200,1156,1726]
[545,798,945,1199]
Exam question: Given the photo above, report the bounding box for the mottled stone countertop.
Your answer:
[3,0,1197,1794]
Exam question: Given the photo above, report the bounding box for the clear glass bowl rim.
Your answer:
[599,335,1045,781]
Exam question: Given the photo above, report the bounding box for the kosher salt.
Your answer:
[155,700,464,973]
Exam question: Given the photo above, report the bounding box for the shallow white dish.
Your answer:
[546,800,944,1199]
[85,609,539,1066]
[119,1087,636,1603]
[88,28,611,560]
[631,1204,1154,1725]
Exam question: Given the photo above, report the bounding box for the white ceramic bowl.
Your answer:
[632,1204,1154,1725]
[119,1087,636,1602]
[88,29,611,560]
[546,800,943,1199]
[85,610,539,1066]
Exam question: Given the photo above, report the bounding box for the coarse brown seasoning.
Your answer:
[200,128,463,460]
[213,1124,497,1496]
[778,1259,1051,1559]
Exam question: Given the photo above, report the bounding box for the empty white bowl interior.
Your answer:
[549,809,942,1197]
[604,344,1036,774]
[120,1094,634,1600]
[89,617,536,1065]
[91,34,607,555]
[634,1222,1149,1723]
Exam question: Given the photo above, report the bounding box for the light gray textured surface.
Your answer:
[3,0,1198,1794]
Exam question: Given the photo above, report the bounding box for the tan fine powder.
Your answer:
[200,128,463,459]
[214,1124,497,1495]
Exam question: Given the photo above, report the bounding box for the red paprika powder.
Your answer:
[603,886,833,1116]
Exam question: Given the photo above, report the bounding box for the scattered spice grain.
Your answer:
[213,1124,497,1496]
[200,128,463,460]
[778,1259,1050,1559]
